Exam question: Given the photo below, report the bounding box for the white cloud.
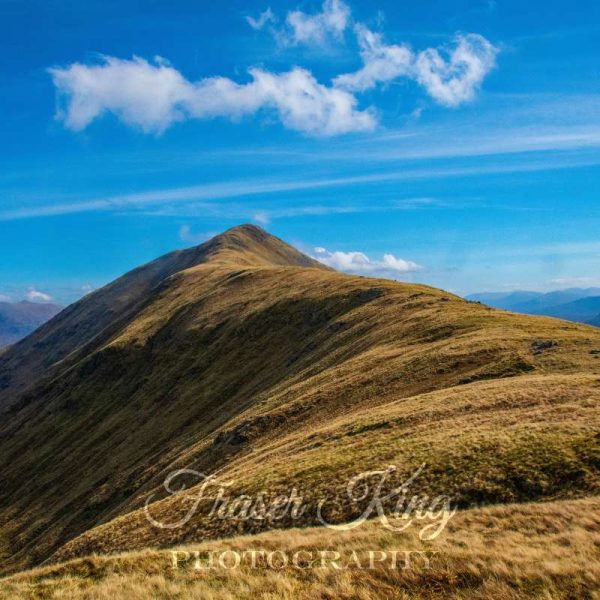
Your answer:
[49,57,375,136]
[381,253,422,272]
[49,56,190,133]
[0,293,12,303]
[314,247,422,275]
[549,277,600,287]
[414,34,498,107]
[25,289,53,302]
[252,212,270,225]
[246,8,275,31]
[49,10,497,137]
[335,28,497,105]
[334,24,413,91]
[284,0,350,46]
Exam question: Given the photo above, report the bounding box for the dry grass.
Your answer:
[1,497,599,599]
[52,371,600,563]
[0,225,599,578]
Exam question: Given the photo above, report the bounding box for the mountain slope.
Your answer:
[0,224,326,409]
[0,225,599,577]
[0,301,62,347]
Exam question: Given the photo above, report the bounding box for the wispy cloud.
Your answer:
[253,2,497,105]
[414,34,498,106]
[252,212,271,225]
[243,197,440,223]
[284,0,350,46]
[2,155,598,221]
[25,289,53,302]
[0,177,382,220]
[298,121,600,162]
[333,24,413,91]
[313,246,423,275]
[253,0,351,46]
[246,7,275,31]
[130,195,446,221]
[549,276,600,287]
[178,225,212,244]
[335,28,498,105]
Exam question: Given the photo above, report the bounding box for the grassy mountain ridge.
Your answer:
[0,225,599,587]
[0,224,325,410]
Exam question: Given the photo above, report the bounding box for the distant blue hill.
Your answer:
[466,288,600,327]
[466,291,544,311]
[0,301,63,347]
[590,313,600,327]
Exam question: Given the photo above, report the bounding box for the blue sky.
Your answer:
[1,0,599,304]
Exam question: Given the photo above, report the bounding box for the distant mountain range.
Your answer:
[466,288,600,326]
[0,300,63,347]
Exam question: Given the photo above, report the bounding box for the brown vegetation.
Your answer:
[1,497,598,599]
[0,225,598,598]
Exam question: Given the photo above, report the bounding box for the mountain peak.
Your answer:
[197,223,328,270]
[220,223,268,237]
[0,224,329,405]
[209,223,274,249]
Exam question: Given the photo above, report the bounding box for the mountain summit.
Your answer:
[0,225,324,405]
[186,224,329,269]
[0,226,599,577]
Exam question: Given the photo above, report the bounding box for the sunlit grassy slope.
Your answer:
[0,225,599,584]
[2,497,598,599]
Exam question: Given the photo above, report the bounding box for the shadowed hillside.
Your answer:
[0,225,325,409]
[0,225,599,584]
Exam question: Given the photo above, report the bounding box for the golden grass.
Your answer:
[52,371,600,563]
[1,497,599,599]
[0,225,599,577]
